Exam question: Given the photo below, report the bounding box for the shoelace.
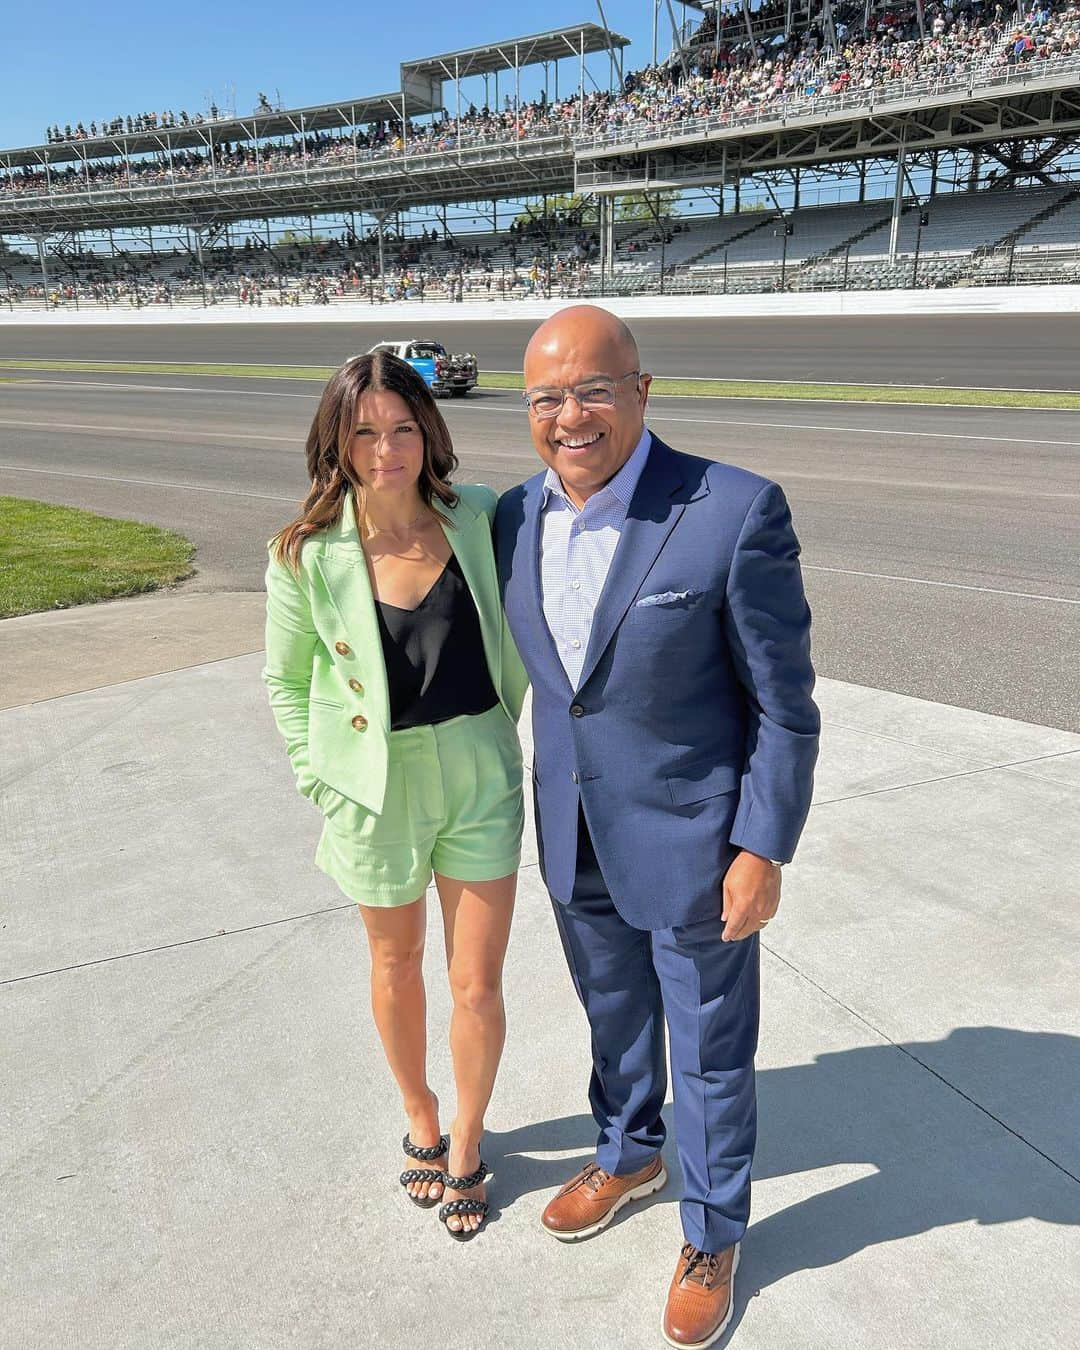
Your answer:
[679,1244,724,1288]
[582,1163,613,1192]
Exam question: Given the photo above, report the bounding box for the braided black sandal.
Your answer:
[438,1159,490,1241]
[399,1132,449,1209]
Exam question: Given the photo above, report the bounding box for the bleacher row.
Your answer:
[6,185,1080,309]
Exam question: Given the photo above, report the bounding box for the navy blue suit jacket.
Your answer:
[495,435,820,930]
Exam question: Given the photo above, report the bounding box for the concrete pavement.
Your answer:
[1,591,266,709]
[2,605,1079,1349]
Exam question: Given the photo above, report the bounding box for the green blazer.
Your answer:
[263,483,528,815]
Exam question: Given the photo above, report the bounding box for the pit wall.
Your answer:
[4,284,1080,324]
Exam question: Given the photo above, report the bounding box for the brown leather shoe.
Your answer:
[662,1242,740,1348]
[540,1156,666,1241]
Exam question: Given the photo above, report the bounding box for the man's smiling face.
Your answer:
[524,306,652,509]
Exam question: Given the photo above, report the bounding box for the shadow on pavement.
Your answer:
[487,1027,1079,1339]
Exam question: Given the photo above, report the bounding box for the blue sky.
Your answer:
[2,2,687,149]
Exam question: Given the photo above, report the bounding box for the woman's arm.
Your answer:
[262,550,320,800]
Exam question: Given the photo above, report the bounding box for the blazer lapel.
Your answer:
[439,496,503,697]
[577,440,690,691]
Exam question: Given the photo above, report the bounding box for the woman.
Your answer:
[263,351,527,1240]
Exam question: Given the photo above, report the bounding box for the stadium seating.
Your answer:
[9,180,1080,309]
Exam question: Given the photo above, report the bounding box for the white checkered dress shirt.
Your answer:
[539,428,653,687]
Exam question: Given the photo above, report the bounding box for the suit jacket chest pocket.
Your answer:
[626,590,706,646]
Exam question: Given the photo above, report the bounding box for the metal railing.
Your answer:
[572,52,1080,157]
[8,52,1080,216]
[0,134,575,213]
[9,248,1080,314]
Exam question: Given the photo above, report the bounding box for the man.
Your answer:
[495,306,819,1348]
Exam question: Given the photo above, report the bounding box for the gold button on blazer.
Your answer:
[263,484,528,814]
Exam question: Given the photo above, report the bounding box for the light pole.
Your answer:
[913,207,927,287]
[779,216,792,290]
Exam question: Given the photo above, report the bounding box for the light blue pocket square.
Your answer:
[636,589,699,608]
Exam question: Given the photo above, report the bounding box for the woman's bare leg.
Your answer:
[435,871,517,1232]
[357,894,444,1201]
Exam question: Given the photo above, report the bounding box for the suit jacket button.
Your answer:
[335,641,351,657]
[351,714,368,731]
[571,771,580,783]
[348,678,364,694]
[570,703,584,717]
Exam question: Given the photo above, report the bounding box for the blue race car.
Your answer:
[368,339,478,397]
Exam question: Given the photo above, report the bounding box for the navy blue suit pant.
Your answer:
[551,807,760,1252]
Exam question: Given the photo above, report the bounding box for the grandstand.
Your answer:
[6,4,1080,310]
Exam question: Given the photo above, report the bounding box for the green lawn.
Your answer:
[0,497,195,618]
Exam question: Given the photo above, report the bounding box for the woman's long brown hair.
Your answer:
[271,350,459,570]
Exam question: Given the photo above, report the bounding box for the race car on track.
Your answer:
[367,339,478,397]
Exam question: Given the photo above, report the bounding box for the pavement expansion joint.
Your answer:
[817,715,1033,764]
[762,945,1080,1186]
[0,861,546,988]
[810,753,1078,808]
[0,902,355,988]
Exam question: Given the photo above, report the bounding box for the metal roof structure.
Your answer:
[400,23,629,84]
[0,135,579,235]
[1,91,439,171]
[574,59,1080,191]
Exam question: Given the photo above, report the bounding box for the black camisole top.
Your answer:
[375,551,499,731]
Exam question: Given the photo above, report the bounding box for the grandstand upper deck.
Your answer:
[6,3,1080,238]
[0,92,438,168]
[400,23,629,83]
[13,24,628,168]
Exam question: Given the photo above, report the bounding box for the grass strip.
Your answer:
[2,358,1078,409]
[0,496,195,618]
[478,370,1080,409]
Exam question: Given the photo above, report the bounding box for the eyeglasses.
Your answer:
[522,370,641,419]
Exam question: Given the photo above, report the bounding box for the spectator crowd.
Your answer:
[44,105,225,144]
[0,221,599,311]
[5,0,1078,203]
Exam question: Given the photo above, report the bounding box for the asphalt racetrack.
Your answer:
[6,313,1080,388]
[1,317,1078,730]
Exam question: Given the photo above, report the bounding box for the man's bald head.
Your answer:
[524,305,640,381]
[522,305,652,509]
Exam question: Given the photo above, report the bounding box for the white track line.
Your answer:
[802,564,1080,605]
[11,360,1080,396]
[644,411,1080,449]
[10,381,1080,444]
[443,400,1080,447]
[7,401,1080,453]
[0,463,294,501]
[0,415,1073,496]
[1,462,1077,606]
[12,378,1080,434]
[0,417,295,443]
[12,378,317,398]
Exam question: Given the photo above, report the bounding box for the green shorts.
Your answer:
[313,703,524,908]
